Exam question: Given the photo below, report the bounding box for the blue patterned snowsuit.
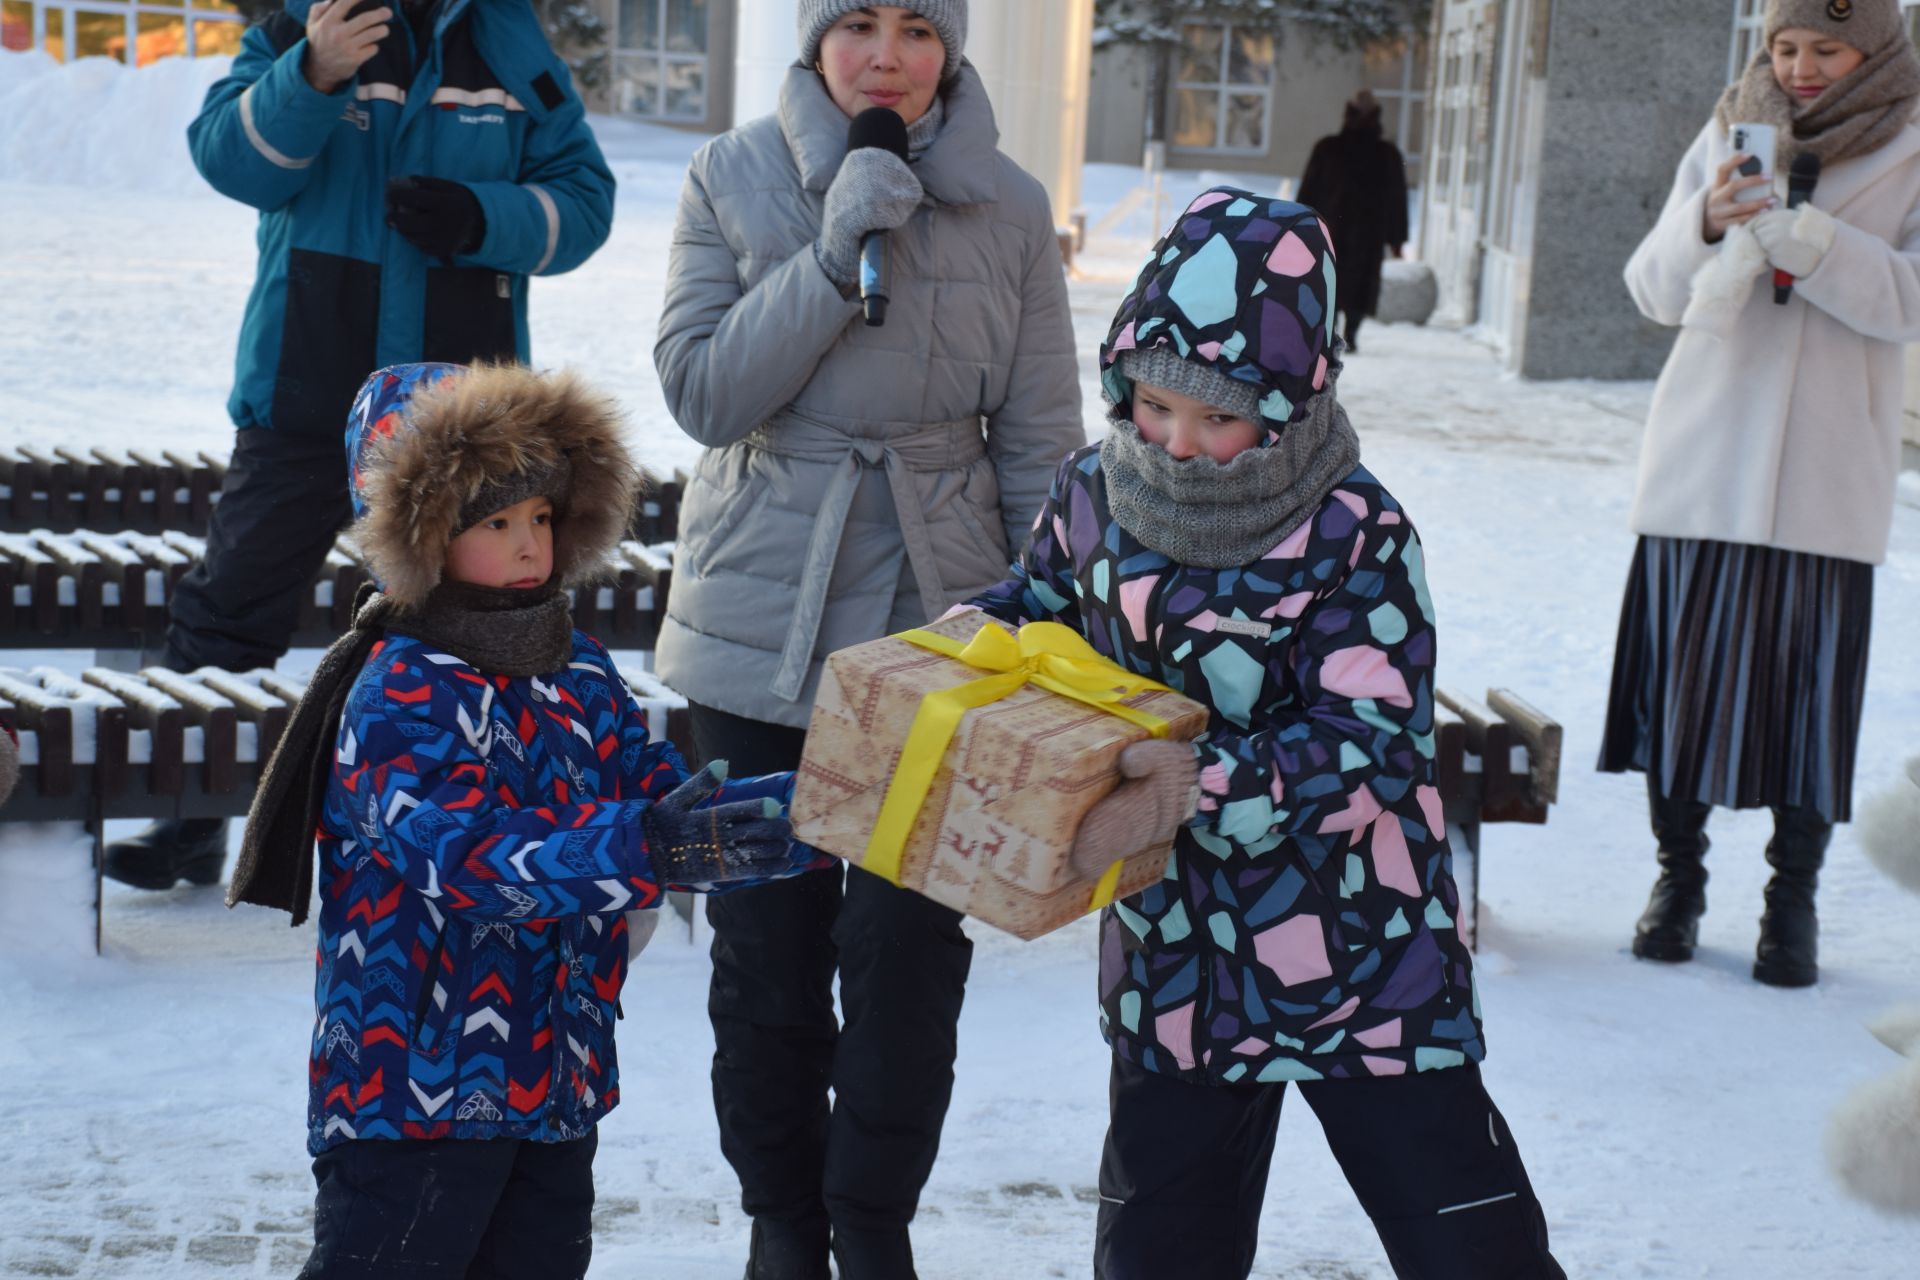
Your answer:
[309,630,801,1154]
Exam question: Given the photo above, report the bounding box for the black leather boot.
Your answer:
[1753,805,1832,988]
[831,1227,917,1280]
[1632,781,1713,962]
[101,817,229,890]
[743,1214,830,1280]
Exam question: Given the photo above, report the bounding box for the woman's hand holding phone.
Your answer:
[1704,152,1776,243]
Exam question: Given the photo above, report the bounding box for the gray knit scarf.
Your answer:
[1099,392,1362,569]
[1716,39,1920,168]
[227,581,573,923]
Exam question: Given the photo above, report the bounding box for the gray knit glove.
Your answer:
[642,764,795,886]
[814,148,924,290]
[1069,739,1201,880]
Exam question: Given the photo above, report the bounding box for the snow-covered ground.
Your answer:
[3,52,1919,1279]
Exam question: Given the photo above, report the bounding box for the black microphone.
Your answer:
[1774,152,1823,305]
[846,107,911,327]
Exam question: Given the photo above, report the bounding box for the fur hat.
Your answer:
[344,362,647,607]
[798,0,968,84]
[1825,754,1920,1218]
[1767,0,1907,53]
[0,719,18,811]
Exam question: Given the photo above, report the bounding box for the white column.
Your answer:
[965,0,1095,228]
[733,0,801,126]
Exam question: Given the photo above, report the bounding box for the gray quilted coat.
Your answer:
[653,63,1084,726]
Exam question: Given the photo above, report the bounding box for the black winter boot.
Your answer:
[831,1226,917,1280]
[102,818,229,890]
[743,1214,831,1280]
[1632,783,1713,962]
[1753,805,1832,988]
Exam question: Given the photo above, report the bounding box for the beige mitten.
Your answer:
[1069,739,1200,880]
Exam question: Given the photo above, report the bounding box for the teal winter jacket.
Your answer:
[188,0,615,435]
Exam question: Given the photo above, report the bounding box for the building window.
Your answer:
[1732,0,1920,79]
[1171,21,1273,154]
[2,0,242,63]
[614,0,710,122]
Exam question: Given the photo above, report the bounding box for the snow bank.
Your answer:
[0,50,232,191]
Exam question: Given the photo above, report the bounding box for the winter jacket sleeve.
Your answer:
[1624,122,1722,328]
[462,62,614,278]
[964,450,1084,630]
[982,182,1087,553]
[654,161,864,448]
[186,18,350,213]
[342,657,715,921]
[1296,138,1332,213]
[1186,514,1437,858]
[1383,142,1410,247]
[1789,200,1920,343]
[590,641,832,888]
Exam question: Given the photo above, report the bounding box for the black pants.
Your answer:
[165,427,354,672]
[689,703,974,1239]
[1095,1057,1564,1280]
[300,1132,596,1280]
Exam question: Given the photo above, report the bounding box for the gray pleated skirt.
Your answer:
[1597,535,1874,823]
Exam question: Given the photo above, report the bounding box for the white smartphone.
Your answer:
[1728,122,1777,202]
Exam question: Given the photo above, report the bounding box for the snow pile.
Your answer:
[0,49,232,191]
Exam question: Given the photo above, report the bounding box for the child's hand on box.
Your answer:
[1069,740,1201,879]
[643,764,797,885]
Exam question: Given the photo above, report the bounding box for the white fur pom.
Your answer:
[1682,222,1769,337]
[1828,1056,1920,1217]
[1856,756,1920,897]
[1869,1006,1920,1059]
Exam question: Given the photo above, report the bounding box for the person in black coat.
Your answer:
[1297,90,1409,354]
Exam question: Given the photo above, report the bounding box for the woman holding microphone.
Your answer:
[652,4,1082,1276]
[1607,0,1920,988]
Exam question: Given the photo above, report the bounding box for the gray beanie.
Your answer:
[1767,0,1906,53]
[1119,347,1265,425]
[798,1,968,84]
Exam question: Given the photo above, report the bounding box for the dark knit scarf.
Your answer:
[1716,39,1920,168]
[1099,391,1362,570]
[227,581,574,923]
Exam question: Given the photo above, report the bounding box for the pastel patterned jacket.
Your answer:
[309,629,803,1154]
[968,447,1483,1084]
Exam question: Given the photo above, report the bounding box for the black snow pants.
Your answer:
[1095,1055,1565,1280]
[299,1132,597,1280]
[164,427,354,672]
[688,702,975,1242]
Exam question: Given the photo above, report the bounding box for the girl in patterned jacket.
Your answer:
[229,362,820,1280]
[963,190,1564,1279]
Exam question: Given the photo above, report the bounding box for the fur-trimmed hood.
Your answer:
[344,362,647,606]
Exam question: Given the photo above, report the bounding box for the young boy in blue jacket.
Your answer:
[230,361,821,1279]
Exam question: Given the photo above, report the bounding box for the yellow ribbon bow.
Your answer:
[863,620,1175,913]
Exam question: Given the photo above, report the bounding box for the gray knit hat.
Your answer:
[798,1,968,84]
[1767,0,1906,53]
[1119,348,1265,425]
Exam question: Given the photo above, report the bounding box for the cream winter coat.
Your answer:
[652,65,1083,726]
[1622,110,1920,566]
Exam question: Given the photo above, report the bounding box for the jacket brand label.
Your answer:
[1215,618,1272,639]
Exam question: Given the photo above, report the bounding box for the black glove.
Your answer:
[641,764,796,886]
[384,175,486,262]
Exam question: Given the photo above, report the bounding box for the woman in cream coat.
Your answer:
[1607,0,1920,989]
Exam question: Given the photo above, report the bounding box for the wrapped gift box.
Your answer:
[791,612,1210,940]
